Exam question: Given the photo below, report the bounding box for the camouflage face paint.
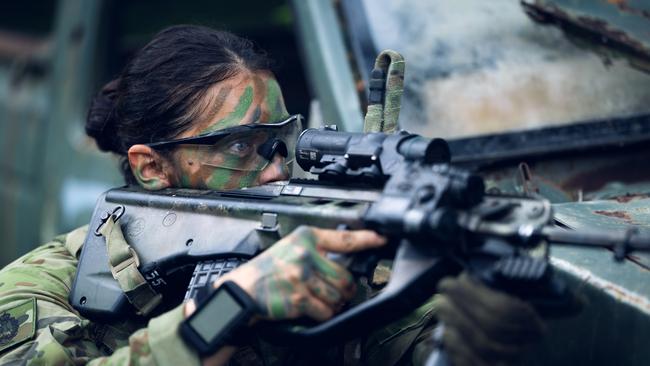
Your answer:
[201,86,254,133]
[265,78,289,122]
[204,168,233,189]
[206,85,233,122]
[250,106,262,124]
[201,166,259,190]
[131,157,167,190]
[252,75,266,122]
[231,170,259,189]
[168,72,291,191]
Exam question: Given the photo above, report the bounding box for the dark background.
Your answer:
[0,0,311,116]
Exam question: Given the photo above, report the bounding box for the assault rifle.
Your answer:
[71,126,650,348]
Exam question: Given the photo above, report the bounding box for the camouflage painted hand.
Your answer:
[215,226,386,321]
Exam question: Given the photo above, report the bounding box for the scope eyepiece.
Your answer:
[397,136,450,164]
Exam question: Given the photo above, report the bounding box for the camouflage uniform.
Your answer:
[0,226,437,365]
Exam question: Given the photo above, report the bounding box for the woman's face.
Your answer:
[167,71,292,190]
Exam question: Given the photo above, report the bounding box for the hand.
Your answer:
[216,226,386,321]
[436,273,546,366]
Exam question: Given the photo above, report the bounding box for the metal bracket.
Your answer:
[256,212,282,249]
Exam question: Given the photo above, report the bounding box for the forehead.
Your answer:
[182,71,287,138]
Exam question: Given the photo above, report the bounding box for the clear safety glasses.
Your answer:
[147,114,303,172]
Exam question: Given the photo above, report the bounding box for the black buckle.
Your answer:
[94,205,125,237]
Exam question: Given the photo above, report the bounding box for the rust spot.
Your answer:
[613,193,650,203]
[523,1,650,59]
[602,283,650,310]
[593,209,632,221]
[606,0,650,20]
[575,15,648,51]
[15,282,37,287]
[552,257,650,310]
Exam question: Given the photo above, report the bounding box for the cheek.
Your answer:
[174,148,264,190]
[174,148,209,187]
[204,168,261,190]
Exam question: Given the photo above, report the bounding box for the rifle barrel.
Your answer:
[542,226,650,252]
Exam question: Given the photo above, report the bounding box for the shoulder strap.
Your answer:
[364,49,406,133]
[62,225,89,259]
[98,214,162,316]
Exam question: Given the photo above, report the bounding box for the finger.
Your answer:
[184,298,197,317]
[282,227,359,297]
[311,228,387,253]
[305,273,344,307]
[300,293,335,322]
[309,254,357,299]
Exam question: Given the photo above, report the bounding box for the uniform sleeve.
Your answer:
[361,295,440,366]
[0,226,201,366]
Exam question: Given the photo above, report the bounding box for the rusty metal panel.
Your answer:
[554,197,650,268]
[480,145,650,203]
[522,0,650,70]
[519,196,650,365]
[555,196,650,233]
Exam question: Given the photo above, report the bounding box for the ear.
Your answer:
[127,144,174,190]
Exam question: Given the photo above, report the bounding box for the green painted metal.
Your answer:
[554,197,650,267]
[526,202,650,364]
[555,197,650,234]
[481,147,650,203]
[527,252,650,365]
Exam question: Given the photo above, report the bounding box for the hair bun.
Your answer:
[86,79,122,153]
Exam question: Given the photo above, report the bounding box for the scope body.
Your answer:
[295,128,451,183]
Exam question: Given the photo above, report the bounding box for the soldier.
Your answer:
[0,25,544,366]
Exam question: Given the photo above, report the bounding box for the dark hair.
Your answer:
[86,25,273,183]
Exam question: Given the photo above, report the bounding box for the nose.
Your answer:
[258,153,290,184]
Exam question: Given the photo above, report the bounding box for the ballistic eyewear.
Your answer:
[147,114,303,172]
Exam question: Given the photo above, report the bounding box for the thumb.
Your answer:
[311,228,387,253]
[183,298,197,317]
